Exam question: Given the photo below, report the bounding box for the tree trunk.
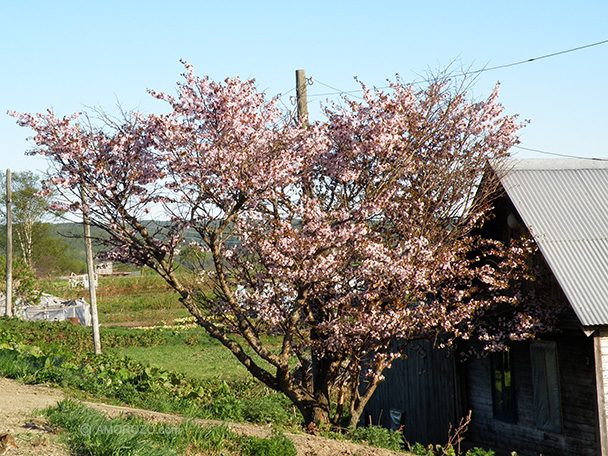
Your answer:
[299,400,331,425]
[348,374,383,428]
[282,377,332,426]
[348,407,365,428]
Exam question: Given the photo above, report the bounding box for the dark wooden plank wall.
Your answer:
[465,333,599,456]
[362,340,459,445]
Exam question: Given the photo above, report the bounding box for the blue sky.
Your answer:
[2,1,607,173]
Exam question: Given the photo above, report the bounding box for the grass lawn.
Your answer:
[39,272,287,381]
[108,327,286,382]
[107,329,260,381]
[110,344,251,381]
[41,273,191,326]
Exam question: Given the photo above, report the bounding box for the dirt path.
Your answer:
[0,378,69,455]
[0,377,410,456]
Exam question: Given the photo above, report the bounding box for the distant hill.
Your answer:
[47,220,210,270]
[48,221,108,263]
[0,219,229,276]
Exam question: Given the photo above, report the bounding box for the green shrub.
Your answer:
[347,425,405,451]
[408,442,497,456]
[409,442,434,455]
[242,431,297,456]
[242,395,292,424]
[205,395,245,422]
[466,448,496,456]
[0,257,40,304]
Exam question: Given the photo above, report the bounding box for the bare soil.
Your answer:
[0,378,69,455]
[0,377,410,456]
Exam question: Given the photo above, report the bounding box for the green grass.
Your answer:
[44,399,297,456]
[347,425,405,452]
[0,317,301,430]
[46,399,172,456]
[0,339,298,427]
[0,318,427,454]
[40,273,190,326]
[110,344,253,381]
[109,328,284,381]
[0,317,281,382]
[1,274,424,454]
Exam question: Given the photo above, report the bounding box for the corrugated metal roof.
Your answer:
[493,159,608,327]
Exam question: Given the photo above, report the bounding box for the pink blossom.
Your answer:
[10,62,557,427]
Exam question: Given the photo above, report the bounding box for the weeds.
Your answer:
[346,425,405,452]
[408,443,496,456]
[0,333,300,428]
[44,399,296,456]
[407,412,497,456]
[242,431,297,456]
[0,317,166,360]
[45,399,170,456]
[1,317,508,455]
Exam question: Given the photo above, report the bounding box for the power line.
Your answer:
[470,38,608,74]
[306,38,608,98]
[282,78,608,161]
[513,145,608,161]
[278,87,296,97]
[314,80,363,98]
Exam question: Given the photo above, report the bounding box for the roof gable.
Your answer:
[494,159,608,327]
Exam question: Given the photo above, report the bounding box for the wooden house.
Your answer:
[363,159,608,456]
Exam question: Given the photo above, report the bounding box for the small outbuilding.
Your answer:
[364,159,608,456]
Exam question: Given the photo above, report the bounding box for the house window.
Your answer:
[530,341,563,433]
[491,350,516,421]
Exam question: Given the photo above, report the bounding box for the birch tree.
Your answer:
[0,171,52,268]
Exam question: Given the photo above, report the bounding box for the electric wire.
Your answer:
[470,38,608,74]
[513,145,608,161]
[307,38,608,98]
[282,39,608,161]
[314,80,364,99]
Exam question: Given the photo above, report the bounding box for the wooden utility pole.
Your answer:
[296,69,309,126]
[81,184,102,354]
[5,169,12,317]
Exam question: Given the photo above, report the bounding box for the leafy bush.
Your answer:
[347,425,405,451]
[409,442,434,455]
[0,257,40,304]
[466,448,496,456]
[201,392,296,425]
[243,395,293,424]
[242,431,297,456]
[408,442,497,456]
[205,395,245,422]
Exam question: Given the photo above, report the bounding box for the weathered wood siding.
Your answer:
[594,328,608,454]
[465,333,599,456]
[362,340,459,445]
